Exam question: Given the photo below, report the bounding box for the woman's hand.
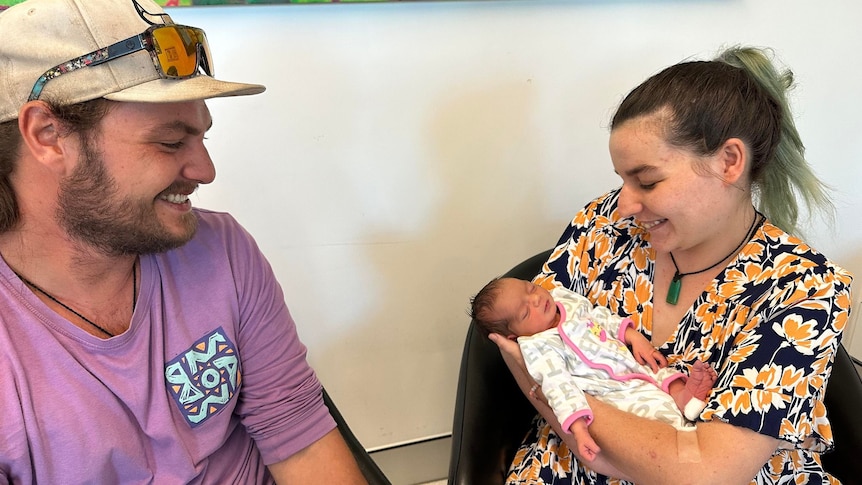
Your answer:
[488,334,541,398]
[488,333,525,368]
[489,333,630,480]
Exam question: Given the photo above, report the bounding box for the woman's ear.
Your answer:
[17,101,72,171]
[718,137,748,184]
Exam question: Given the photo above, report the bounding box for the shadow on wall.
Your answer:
[318,77,553,448]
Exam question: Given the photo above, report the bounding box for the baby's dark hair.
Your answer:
[469,277,512,337]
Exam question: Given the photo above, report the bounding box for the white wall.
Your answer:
[174,0,862,450]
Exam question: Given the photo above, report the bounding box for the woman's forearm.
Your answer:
[585,396,779,485]
[492,336,632,480]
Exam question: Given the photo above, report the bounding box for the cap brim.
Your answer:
[103,75,265,103]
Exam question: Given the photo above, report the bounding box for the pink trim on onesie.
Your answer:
[555,306,686,388]
[562,410,594,433]
[616,317,634,342]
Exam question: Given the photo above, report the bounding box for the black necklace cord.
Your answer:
[14,261,138,338]
[666,210,763,305]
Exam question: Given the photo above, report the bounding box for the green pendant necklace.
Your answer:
[666,211,763,305]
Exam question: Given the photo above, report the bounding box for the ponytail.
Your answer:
[716,46,833,235]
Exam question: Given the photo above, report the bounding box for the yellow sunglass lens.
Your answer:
[151,26,208,77]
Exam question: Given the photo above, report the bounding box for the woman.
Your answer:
[490,46,853,484]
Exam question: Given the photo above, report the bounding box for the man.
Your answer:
[0,0,367,483]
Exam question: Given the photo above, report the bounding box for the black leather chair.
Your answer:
[323,388,392,485]
[448,250,862,485]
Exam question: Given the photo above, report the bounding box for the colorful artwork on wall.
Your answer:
[0,0,412,8]
[152,0,404,4]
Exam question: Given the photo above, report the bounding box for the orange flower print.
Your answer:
[712,388,752,416]
[693,299,730,338]
[620,274,651,317]
[533,273,557,291]
[779,414,812,440]
[772,315,819,356]
[778,365,807,395]
[568,239,590,279]
[732,365,792,412]
[629,245,652,271]
[727,340,758,364]
[572,209,590,228]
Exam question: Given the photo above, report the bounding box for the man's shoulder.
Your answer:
[189,208,250,242]
[161,208,256,260]
[192,207,240,228]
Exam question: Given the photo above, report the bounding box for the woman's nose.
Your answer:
[616,184,641,217]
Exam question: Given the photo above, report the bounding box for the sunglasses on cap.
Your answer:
[28,1,213,102]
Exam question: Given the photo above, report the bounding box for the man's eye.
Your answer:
[162,141,184,150]
[639,181,658,190]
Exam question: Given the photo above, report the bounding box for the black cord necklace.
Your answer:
[15,263,137,338]
[666,211,763,305]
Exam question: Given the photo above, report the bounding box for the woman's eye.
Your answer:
[639,181,658,190]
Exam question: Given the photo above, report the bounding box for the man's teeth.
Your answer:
[162,194,189,204]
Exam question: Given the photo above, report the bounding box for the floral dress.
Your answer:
[506,189,853,485]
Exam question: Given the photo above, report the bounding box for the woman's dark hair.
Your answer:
[0,97,113,233]
[611,46,832,235]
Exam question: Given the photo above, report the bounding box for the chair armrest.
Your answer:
[322,388,392,485]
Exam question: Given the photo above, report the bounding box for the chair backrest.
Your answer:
[448,251,550,485]
[819,344,862,483]
[448,250,862,484]
[322,387,392,485]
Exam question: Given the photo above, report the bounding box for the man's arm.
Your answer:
[267,429,368,484]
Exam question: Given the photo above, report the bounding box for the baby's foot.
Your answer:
[686,360,718,401]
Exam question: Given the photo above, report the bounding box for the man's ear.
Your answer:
[717,137,748,185]
[17,101,73,172]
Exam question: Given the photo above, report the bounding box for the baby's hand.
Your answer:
[631,339,667,373]
[570,418,601,462]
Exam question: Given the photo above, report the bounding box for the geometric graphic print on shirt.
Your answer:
[165,327,242,428]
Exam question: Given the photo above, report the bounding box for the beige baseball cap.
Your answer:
[0,0,265,123]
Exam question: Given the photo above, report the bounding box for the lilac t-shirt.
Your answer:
[0,209,335,484]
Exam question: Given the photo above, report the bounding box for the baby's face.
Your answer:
[491,278,560,337]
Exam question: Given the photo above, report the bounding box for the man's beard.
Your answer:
[56,139,198,256]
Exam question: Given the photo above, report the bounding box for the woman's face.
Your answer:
[609,114,742,256]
